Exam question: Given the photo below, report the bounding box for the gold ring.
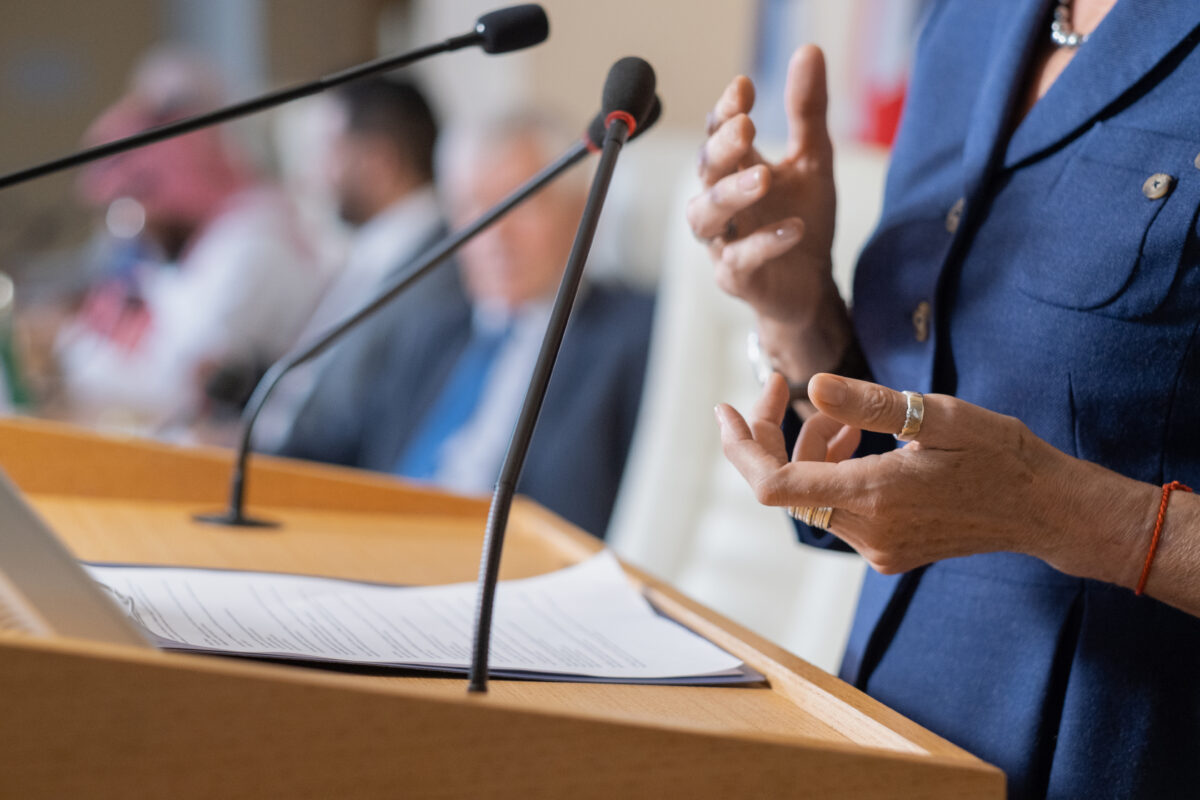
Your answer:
[787,506,835,530]
[894,390,924,442]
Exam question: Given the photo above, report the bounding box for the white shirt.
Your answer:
[293,187,441,343]
[57,187,326,436]
[252,187,442,450]
[433,297,554,494]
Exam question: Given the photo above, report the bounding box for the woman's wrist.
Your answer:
[1034,452,1161,591]
[1138,490,1200,615]
[754,278,854,386]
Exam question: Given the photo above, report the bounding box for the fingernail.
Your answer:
[713,405,728,428]
[775,220,803,243]
[738,169,762,192]
[810,375,847,407]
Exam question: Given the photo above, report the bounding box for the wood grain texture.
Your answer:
[0,419,1005,798]
[0,634,1004,800]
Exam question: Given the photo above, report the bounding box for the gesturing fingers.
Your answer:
[795,413,862,463]
[686,164,771,241]
[783,45,833,164]
[716,217,804,279]
[715,402,788,495]
[698,114,758,186]
[713,374,791,470]
[716,399,871,510]
[747,372,791,455]
[808,373,986,450]
[707,75,755,136]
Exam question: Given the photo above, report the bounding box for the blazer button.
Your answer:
[912,300,931,343]
[1143,173,1174,200]
[945,198,964,233]
[1193,152,1200,170]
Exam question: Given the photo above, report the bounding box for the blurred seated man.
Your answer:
[252,77,458,450]
[280,114,655,537]
[53,49,326,439]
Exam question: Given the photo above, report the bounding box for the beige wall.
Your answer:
[264,0,392,84]
[0,1,162,264]
[395,0,756,133]
[525,0,757,132]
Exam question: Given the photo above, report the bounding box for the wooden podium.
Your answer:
[0,418,1003,799]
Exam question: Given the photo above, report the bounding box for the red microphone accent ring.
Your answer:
[583,134,602,155]
[605,110,638,136]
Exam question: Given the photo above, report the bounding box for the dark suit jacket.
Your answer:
[281,281,654,538]
[792,2,1200,797]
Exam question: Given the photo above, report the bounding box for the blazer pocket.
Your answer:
[1015,122,1200,319]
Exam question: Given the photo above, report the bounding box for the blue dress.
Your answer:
[801,1,1200,796]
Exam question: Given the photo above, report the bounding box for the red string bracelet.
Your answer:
[1135,480,1194,596]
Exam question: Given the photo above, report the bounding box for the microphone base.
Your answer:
[193,510,280,528]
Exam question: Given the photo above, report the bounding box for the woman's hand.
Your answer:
[714,373,1161,580]
[690,46,853,389]
[688,46,838,325]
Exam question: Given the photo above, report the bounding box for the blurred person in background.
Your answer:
[280,114,655,537]
[49,47,326,440]
[252,77,459,450]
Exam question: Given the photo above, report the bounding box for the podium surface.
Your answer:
[0,418,1004,798]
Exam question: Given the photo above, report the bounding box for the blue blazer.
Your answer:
[280,280,654,538]
[796,1,1200,797]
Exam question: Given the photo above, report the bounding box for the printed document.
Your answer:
[85,552,754,684]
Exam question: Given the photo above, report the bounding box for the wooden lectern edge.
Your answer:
[0,626,996,777]
[0,416,491,516]
[0,629,1005,799]
[507,498,986,764]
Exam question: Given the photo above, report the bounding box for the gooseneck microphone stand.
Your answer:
[0,4,549,191]
[467,112,638,693]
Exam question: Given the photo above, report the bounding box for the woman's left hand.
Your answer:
[714,372,1153,577]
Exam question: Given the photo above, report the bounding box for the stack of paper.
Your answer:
[86,552,759,685]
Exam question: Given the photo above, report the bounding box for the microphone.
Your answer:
[601,56,658,131]
[0,4,550,191]
[467,56,657,693]
[586,95,662,152]
[193,92,660,528]
[476,4,550,53]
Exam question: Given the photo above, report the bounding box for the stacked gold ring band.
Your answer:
[788,505,835,530]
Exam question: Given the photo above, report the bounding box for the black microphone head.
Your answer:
[601,57,657,129]
[638,96,663,136]
[475,5,550,54]
[586,94,661,150]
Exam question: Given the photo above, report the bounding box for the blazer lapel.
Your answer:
[960,0,1055,200]
[374,303,473,470]
[1005,0,1200,168]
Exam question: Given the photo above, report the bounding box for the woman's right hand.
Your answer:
[687,45,840,329]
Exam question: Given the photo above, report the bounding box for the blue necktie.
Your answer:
[395,323,510,480]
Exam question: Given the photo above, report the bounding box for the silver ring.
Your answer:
[894,390,925,441]
[788,506,834,530]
